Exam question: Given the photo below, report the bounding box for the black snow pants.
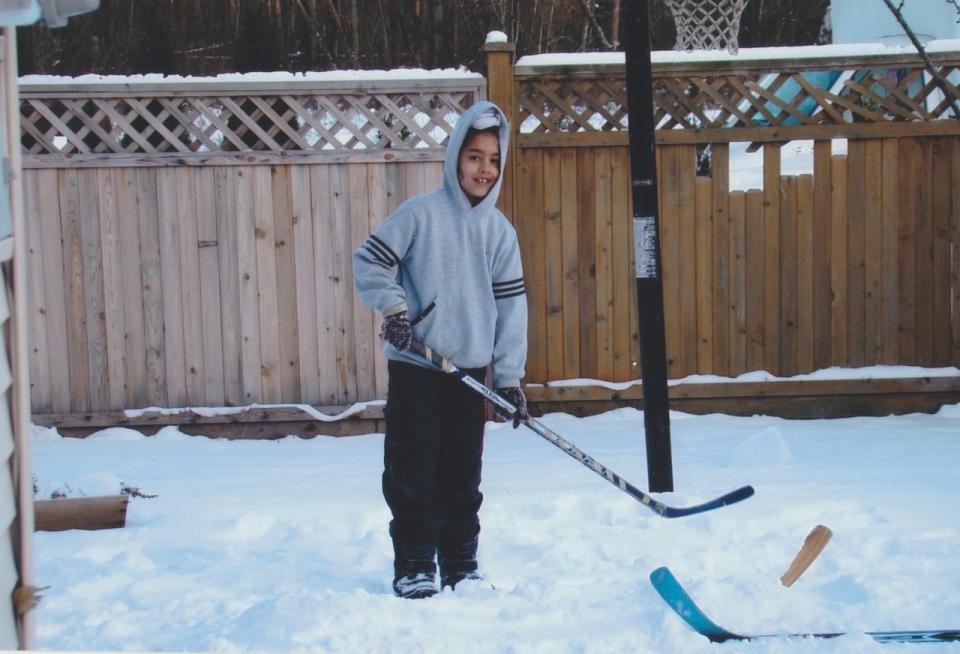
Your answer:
[383,359,487,548]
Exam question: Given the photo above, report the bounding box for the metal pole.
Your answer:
[623,0,673,491]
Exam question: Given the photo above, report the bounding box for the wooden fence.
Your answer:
[22,75,478,424]
[511,137,960,382]
[21,46,960,433]
[487,43,960,384]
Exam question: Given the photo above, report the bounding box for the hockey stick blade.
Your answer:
[657,484,755,518]
[650,566,960,644]
[408,339,754,519]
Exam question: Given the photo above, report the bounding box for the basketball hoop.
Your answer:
[664,0,750,54]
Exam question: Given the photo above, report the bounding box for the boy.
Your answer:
[353,101,528,599]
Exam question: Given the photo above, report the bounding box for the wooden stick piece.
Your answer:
[780,524,832,587]
[34,495,129,532]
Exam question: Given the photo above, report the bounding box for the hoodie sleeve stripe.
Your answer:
[362,243,394,268]
[494,289,526,300]
[368,234,401,266]
[493,278,525,297]
[493,277,526,299]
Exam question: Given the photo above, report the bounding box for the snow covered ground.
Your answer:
[30,402,960,653]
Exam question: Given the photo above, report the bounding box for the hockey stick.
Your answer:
[406,339,754,518]
[780,524,832,587]
[650,566,960,643]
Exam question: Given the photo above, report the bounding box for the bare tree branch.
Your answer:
[610,0,621,50]
[880,0,960,118]
[574,0,613,49]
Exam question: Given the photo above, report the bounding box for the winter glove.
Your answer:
[379,312,412,351]
[497,386,528,429]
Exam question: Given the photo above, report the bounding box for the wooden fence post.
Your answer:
[484,38,517,223]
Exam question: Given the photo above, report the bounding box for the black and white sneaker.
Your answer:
[393,572,438,599]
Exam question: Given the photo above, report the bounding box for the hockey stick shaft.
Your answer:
[407,340,753,518]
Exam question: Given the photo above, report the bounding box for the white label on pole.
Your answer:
[633,216,658,279]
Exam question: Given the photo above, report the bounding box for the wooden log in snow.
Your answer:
[34,495,129,532]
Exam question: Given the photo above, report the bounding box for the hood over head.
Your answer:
[443,101,510,215]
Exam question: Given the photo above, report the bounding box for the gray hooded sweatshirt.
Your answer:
[352,101,528,388]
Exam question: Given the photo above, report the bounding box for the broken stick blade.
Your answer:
[780,524,833,587]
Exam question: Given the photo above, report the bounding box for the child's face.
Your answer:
[458,131,500,202]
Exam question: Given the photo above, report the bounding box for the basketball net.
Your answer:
[664,0,750,54]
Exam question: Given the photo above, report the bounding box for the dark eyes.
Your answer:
[468,154,499,165]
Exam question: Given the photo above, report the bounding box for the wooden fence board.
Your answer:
[915,138,934,366]
[953,139,960,366]
[763,144,781,374]
[329,164,356,403]
[291,165,320,405]
[577,148,598,378]
[348,164,374,400]
[779,175,798,376]
[796,175,814,372]
[213,166,243,407]
[660,146,681,377]
[864,140,884,365]
[79,168,110,409]
[830,154,849,365]
[403,159,426,198]
[425,161,443,191]
[516,148,544,380]
[195,166,225,407]
[931,138,953,366]
[881,139,900,364]
[176,167,205,406]
[711,144,731,375]
[115,168,147,409]
[156,168,186,405]
[897,139,918,363]
[235,167,262,404]
[543,148,565,380]
[271,165,300,403]
[309,165,339,405]
[812,141,832,369]
[519,148,547,382]
[610,147,634,380]
[593,148,614,380]
[23,171,50,411]
[677,145,698,377]
[729,190,747,374]
[560,148,581,378]
[846,140,866,367]
[136,168,167,407]
[695,177,714,374]
[745,190,765,372]
[253,166,282,403]
[96,168,126,410]
[37,169,70,412]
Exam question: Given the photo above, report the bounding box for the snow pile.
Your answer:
[30,405,960,652]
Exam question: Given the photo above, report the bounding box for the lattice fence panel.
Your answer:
[20,81,484,165]
[517,62,960,134]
